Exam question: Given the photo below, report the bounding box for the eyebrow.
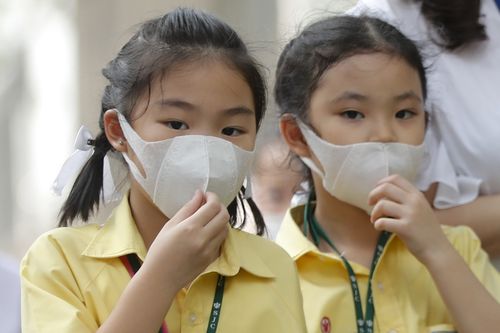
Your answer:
[394,91,423,103]
[155,98,254,117]
[331,91,368,104]
[330,90,422,104]
[155,98,196,111]
[222,106,255,117]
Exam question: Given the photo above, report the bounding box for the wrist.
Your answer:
[419,240,457,271]
[140,257,183,296]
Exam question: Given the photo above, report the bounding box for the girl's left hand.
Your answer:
[368,174,450,264]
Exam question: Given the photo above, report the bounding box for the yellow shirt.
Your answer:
[276,205,500,333]
[21,196,307,333]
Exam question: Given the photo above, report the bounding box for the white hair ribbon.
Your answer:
[52,126,129,204]
[52,126,95,196]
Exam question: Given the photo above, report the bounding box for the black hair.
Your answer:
[418,0,487,50]
[274,15,427,190]
[59,7,267,236]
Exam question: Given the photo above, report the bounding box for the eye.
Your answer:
[165,120,189,130]
[340,110,364,120]
[395,109,416,119]
[222,127,245,137]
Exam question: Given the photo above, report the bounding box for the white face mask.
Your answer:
[298,121,426,214]
[117,112,254,218]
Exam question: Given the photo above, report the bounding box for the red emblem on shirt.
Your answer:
[321,316,331,333]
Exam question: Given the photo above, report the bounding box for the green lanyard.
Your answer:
[121,254,225,333]
[206,274,225,333]
[303,198,391,333]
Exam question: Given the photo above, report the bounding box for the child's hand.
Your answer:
[367,174,449,264]
[145,190,229,291]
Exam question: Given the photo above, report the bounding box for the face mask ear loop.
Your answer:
[301,157,327,180]
[114,111,150,184]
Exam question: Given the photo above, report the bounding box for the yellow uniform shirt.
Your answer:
[21,196,307,333]
[276,205,500,333]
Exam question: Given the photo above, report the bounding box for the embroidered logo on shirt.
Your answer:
[321,316,331,333]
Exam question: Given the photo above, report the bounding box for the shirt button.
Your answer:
[377,282,384,291]
[189,313,197,324]
[388,330,398,333]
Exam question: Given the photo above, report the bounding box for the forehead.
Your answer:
[131,58,255,118]
[157,59,253,104]
[314,53,423,99]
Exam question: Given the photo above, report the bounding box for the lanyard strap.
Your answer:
[303,198,390,333]
[120,254,225,333]
[206,275,225,333]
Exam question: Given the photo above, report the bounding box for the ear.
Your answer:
[103,109,127,152]
[279,114,312,158]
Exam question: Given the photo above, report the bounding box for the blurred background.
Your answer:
[0,0,357,260]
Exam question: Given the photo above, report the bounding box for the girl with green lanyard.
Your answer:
[21,7,306,333]
[274,15,500,333]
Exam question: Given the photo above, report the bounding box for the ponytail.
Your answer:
[246,196,266,236]
[58,133,112,227]
[227,188,267,236]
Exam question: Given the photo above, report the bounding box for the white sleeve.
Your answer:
[416,112,482,209]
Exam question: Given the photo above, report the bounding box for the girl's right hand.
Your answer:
[367,174,450,265]
[144,190,229,292]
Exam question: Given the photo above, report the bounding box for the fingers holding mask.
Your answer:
[369,175,425,225]
[148,190,229,289]
[195,191,229,251]
[167,189,205,227]
[368,174,447,261]
[368,177,409,206]
[179,191,228,259]
[370,199,405,233]
[184,191,229,238]
[196,192,229,228]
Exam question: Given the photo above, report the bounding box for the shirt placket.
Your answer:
[180,273,218,333]
[371,266,406,333]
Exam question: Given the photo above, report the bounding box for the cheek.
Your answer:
[417,127,426,144]
[226,136,255,152]
[236,126,257,151]
[406,119,426,145]
[137,123,174,142]
[397,127,425,146]
[130,110,175,142]
[240,134,257,151]
[316,122,363,146]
